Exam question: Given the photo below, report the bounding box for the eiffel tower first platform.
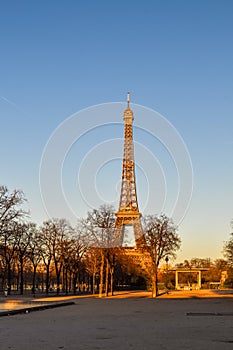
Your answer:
[115,93,145,247]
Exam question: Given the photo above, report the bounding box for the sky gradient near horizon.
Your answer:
[0,0,233,263]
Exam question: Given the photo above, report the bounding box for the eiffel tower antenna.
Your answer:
[115,92,144,247]
[127,91,130,109]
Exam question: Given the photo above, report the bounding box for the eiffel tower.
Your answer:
[115,93,145,247]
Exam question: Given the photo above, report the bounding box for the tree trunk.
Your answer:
[110,266,114,296]
[99,250,104,298]
[65,268,68,295]
[105,258,109,297]
[45,263,50,294]
[151,274,156,298]
[151,264,158,298]
[20,257,24,295]
[15,264,19,291]
[72,272,77,294]
[55,262,62,295]
[62,266,65,293]
[7,262,11,295]
[92,272,96,294]
[56,274,60,295]
[32,265,37,295]
[68,270,72,293]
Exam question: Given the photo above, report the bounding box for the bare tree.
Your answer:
[223,230,233,267]
[28,224,42,294]
[142,214,181,298]
[0,186,28,293]
[39,225,53,294]
[0,186,27,225]
[67,235,86,294]
[85,247,100,294]
[80,205,116,297]
[0,221,18,293]
[40,218,72,294]
[15,222,33,294]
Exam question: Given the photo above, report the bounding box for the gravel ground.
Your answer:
[0,292,233,350]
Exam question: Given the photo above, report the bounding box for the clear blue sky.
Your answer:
[0,0,233,263]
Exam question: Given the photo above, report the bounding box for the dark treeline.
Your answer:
[0,186,146,296]
[0,186,233,297]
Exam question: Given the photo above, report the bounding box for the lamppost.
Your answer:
[165,256,169,291]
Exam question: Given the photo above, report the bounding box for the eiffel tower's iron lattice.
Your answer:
[115,93,144,247]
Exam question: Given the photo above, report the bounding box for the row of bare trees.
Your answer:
[1,185,233,297]
[0,186,181,297]
[0,186,87,294]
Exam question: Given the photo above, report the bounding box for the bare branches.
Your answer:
[223,232,233,267]
[143,214,181,264]
[0,186,28,225]
[79,205,119,249]
[142,214,181,297]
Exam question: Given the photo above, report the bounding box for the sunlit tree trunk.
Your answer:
[99,250,104,298]
[105,258,109,297]
[151,274,156,298]
[92,272,96,294]
[110,266,114,296]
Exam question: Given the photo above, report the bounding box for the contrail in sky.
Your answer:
[0,95,28,116]
[1,95,18,107]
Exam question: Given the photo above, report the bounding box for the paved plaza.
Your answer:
[0,291,233,350]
